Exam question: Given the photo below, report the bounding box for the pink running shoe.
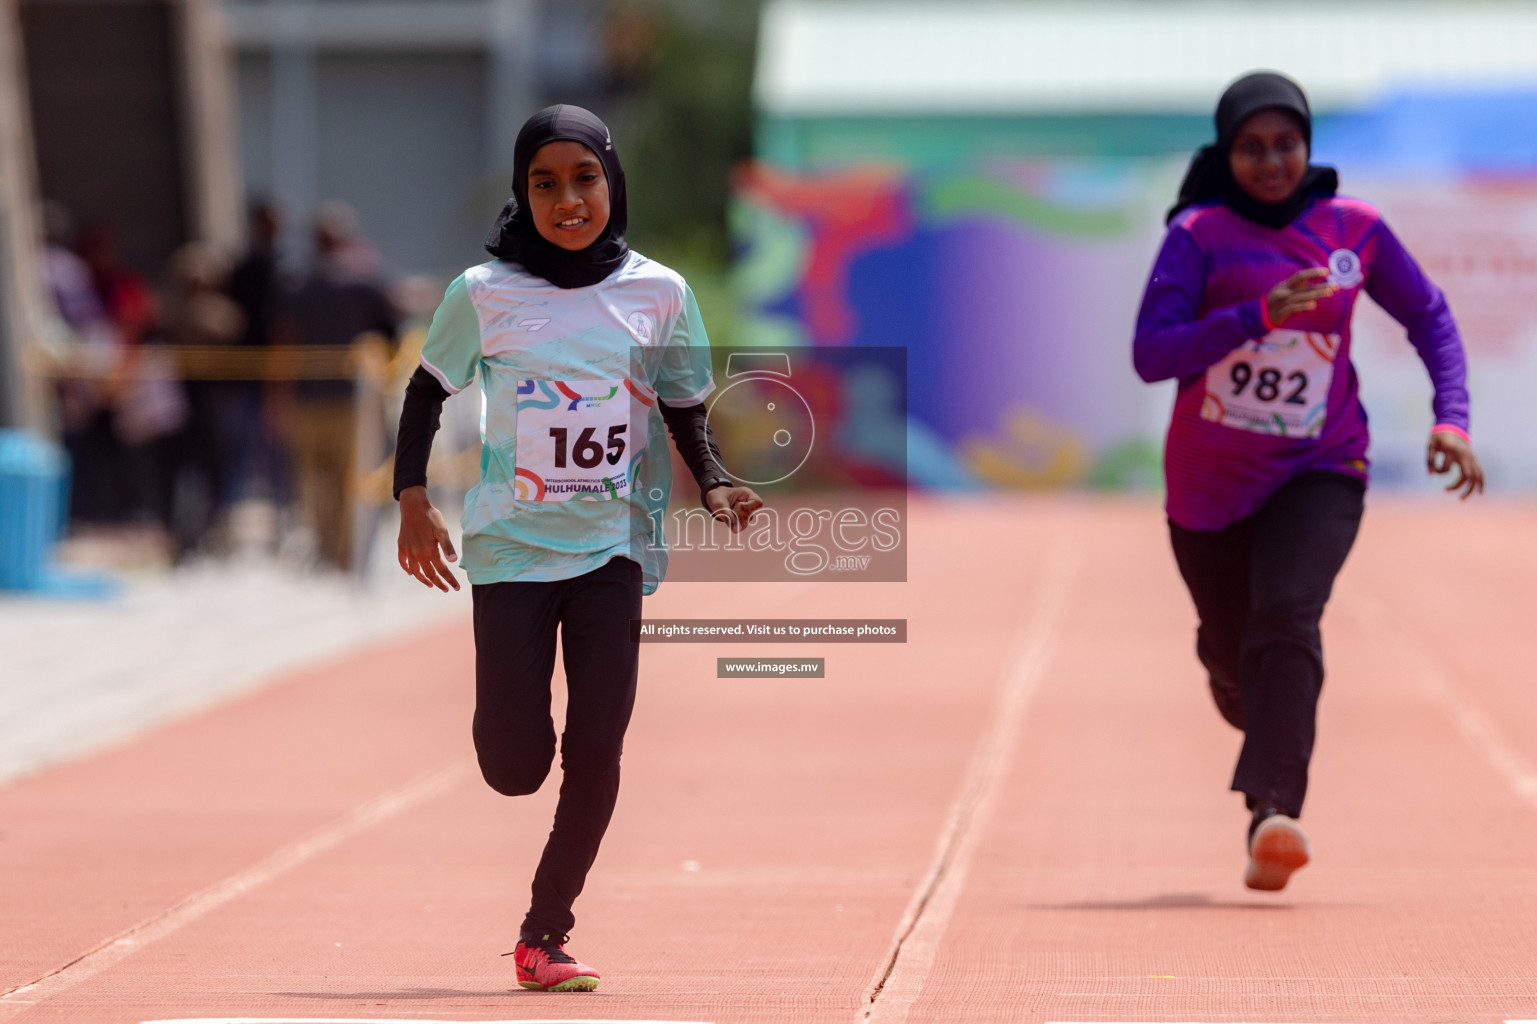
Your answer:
[1244,813,1311,891]
[512,935,601,992]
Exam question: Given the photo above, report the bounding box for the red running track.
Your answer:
[3,496,1536,1024]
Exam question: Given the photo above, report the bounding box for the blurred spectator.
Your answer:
[315,200,385,283]
[278,204,398,570]
[64,219,172,524]
[164,244,243,345]
[78,221,158,350]
[83,224,193,546]
[42,201,109,335]
[224,200,290,510]
[43,203,130,524]
[152,242,243,559]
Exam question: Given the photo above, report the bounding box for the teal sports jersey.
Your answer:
[419,252,715,594]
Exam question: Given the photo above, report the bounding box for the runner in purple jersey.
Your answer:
[1133,72,1484,892]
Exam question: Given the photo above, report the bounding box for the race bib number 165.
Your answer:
[1202,330,1339,439]
[513,378,655,500]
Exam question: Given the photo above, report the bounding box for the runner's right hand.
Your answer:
[1265,268,1338,327]
[397,485,460,592]
[705,485,764,533]
[1427,430,1485,500]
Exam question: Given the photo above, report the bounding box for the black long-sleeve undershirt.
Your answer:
[660,399,732,500]
[392,365,732,504]
[393,366,448,499]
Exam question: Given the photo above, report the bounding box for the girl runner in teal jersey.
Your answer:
[392,105,761,991]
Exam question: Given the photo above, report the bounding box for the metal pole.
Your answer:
[176,0,245,254]
[0,0,51,431]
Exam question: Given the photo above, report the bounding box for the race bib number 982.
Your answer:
[1202,330,1339,439]
[513,378,655,500]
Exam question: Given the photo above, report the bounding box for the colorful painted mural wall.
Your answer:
[733,93,1537,493]
[731,157,1182,491]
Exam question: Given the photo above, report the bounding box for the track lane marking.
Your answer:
[140,1019,714,1023]
[857,545,1079,1022]
[1351,591,1537,810]
[7,580,826,1020]
[0,760,472,1020]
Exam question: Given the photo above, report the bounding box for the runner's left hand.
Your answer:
[1427,430,1484,500]
[705,485,764,532]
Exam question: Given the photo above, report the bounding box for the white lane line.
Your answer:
[1351,592,1537,811]
[0,760,472,1020]
[140,1019,714,1024]
[857,546,1079,1023]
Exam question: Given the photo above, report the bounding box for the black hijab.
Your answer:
[1167,71,1338,229]
[484,104,629,288]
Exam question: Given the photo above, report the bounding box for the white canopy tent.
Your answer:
[757,0,1537,116]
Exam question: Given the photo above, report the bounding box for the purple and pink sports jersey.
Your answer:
[1134,195,1470,531]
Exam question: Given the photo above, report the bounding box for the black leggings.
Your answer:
[1169,472,1365,817]
[471,556,642,941]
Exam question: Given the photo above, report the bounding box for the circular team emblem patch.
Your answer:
[1327,249,1363,288]
[626,311,654,344]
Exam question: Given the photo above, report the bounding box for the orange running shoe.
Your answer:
[1244,811,1311,891]
[512,934,601,992]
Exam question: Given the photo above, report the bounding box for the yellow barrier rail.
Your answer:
[27,327,484,576]
[30,330,423,383]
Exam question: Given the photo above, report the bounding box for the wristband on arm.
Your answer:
[1431,423,1471,443]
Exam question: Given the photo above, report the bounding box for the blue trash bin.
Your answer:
[0,429,65,590]
[0,429,116,597]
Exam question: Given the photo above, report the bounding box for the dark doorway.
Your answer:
[21,0,189,276]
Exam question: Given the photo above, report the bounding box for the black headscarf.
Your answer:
[484,104,629,288]
[1167,71,1338,229]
